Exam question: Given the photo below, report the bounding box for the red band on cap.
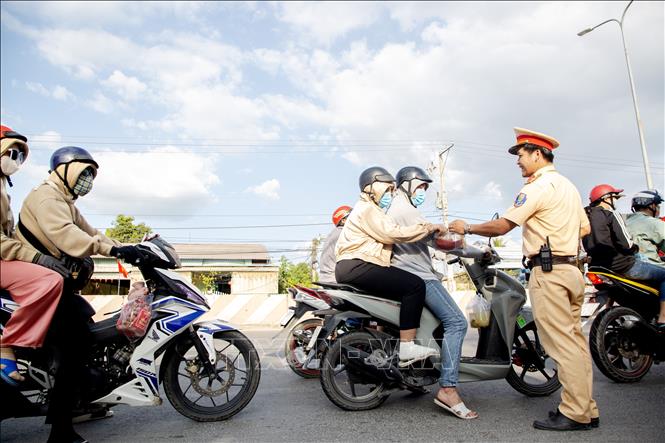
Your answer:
[516,134,554,151]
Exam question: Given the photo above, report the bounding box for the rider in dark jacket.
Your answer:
[583,184,665,330]
[583,185,636,274]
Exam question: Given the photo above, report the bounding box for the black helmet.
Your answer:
[631,190,663,210]
[396,166,432,194]
[358,166,395,191]
[50,146,99,172]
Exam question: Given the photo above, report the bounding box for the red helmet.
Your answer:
[589,184,624,205]
[0,125,27,142]
[332,205,352,226]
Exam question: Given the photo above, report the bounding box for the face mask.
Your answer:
[411,188,426,207]
[0,156,20,176]
[378,191,393,209]
[73,168,94,196]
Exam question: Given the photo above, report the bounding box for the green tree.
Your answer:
[105,214,153,243]
[278,256,313,293]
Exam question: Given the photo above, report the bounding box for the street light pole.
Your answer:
[578,0,654,189]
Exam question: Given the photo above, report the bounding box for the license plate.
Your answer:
[279,309,295,327]
[306,326,322,351]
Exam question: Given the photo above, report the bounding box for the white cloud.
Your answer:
[28,131,62,151]
[80,147,221,215]
[482,181,502,200]
[102,70,147,101]
[245,179,280,200]
[25,82,74,101]
[273,1,382,45]
[25,81,50,96]
[87,91,115,114]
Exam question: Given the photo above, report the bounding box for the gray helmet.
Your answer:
[631,190,663,210]
[396,166,432,194]
[358,166,395,191]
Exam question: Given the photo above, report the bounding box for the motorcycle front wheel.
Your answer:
[506,321,561,396]
[284,318,323,378]
[163,330,261,421]
[319,331,389,411]
[589,306,653,383]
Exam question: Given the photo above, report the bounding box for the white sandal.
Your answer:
[434,398,478,420]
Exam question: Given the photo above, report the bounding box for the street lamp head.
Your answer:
[577,28,592,36]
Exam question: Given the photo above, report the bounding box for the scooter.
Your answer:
[1,235,261,423]
[298,245,561,410]
[586,266,664,383]
[279,286,329,378]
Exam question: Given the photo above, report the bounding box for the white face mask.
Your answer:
[0,156,21,176]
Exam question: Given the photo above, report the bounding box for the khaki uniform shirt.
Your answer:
[503,165,588,257]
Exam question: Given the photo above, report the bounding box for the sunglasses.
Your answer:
[5,147,25,165]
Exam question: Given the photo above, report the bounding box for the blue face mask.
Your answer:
[411,188,426,207]
[378,191,393,209]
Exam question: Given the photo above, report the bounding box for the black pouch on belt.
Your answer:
[539,237,553,272]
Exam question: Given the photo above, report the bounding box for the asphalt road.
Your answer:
[1,328,663,443]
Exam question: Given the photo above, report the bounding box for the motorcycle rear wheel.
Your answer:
[589,306,653,383]
[284,318,323,378]
[319,331,389,411]
[506,321,561,396]
[163,330,261,421]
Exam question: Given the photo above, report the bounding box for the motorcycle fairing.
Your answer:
[92,296,206,407]
[195,321,237,365]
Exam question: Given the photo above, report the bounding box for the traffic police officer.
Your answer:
[449,127,599,431]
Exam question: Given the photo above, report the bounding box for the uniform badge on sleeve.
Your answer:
[514,193,527,207]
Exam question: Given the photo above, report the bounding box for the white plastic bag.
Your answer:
[467,293,491,328]
[116,281,153,339]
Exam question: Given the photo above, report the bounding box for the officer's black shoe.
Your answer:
[549,409,599,428]
[534,410,590,431]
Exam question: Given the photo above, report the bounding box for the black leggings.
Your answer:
[335,259,426,330]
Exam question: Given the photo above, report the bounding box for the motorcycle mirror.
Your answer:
[487,212,500,246]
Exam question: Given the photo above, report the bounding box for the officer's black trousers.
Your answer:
[335,259,426,330]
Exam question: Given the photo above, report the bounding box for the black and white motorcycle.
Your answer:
[295,245,560,410]
[0,236,261,423]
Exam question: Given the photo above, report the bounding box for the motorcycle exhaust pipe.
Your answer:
[340,345,403,384]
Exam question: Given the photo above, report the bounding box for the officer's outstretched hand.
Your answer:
[33,253,72,278]
[111,245,144,265]
[448,220,466,235]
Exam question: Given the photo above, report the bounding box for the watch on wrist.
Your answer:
[464,223,471,235]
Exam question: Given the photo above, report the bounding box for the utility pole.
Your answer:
[428,144,455,291]
[310,236,321,282]
[432,144,454,225]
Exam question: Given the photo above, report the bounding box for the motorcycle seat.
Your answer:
[313,282,371,295]
[89,312,123,342]
[588,266,659,295]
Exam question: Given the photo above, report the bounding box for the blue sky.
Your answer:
[1,1,663,264]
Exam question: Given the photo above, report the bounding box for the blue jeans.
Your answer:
[624,260,665,301]
[424,280,468,387]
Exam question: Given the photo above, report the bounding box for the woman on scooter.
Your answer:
[335,166,446,366]
[0,125,67,388]
[387,166,478,420]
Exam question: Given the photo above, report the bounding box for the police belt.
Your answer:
[527,255,576,269]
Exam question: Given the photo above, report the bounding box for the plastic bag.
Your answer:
[435,232,465,251]
[116,281,153,339]
[467,293,491,328]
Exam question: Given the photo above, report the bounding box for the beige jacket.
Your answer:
[17,163,120,259]
[1,176,40,262]
[1,137,39,262]
[335,193,434,267]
